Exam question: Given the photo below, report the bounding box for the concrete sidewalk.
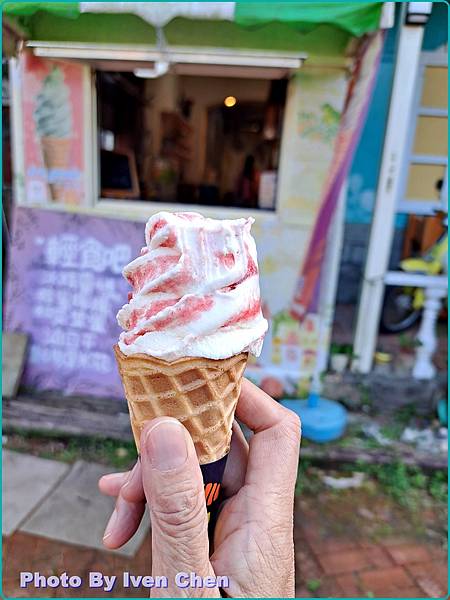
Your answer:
[2,450,149,557]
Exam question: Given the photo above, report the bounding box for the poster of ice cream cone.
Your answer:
[21,52,86,205]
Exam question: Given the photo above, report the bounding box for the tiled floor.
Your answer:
[294,503,447,598]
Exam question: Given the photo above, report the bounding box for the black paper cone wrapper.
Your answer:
[200,453,228,541]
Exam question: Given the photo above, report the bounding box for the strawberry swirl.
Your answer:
[117,211,268,361]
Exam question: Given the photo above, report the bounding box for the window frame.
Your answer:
[396,48,448,215]
[13,41,308,224]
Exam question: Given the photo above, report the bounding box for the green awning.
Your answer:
[4,2,383,36]
[4,2,383,62]
[234,3,383,37]
[4,2,80,19]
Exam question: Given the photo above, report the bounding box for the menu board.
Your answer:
[5,207,143,397]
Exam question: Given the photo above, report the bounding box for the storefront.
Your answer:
[4,2,387,397]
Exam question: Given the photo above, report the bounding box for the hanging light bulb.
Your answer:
[224,96,237,108]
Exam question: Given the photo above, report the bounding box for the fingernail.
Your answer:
[103,508,117,540]
[144,420,188,472]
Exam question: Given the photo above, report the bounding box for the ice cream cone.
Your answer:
[114,345,248,464]
[41,136,72,202]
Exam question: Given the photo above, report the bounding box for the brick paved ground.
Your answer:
[295,498,448,598]
[4,516,447,598]
[3,531,152,598]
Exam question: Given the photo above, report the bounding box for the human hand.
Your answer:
[99,379,301,598]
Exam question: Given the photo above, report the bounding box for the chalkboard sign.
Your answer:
[100,149,140,199]
[5,207,144,397]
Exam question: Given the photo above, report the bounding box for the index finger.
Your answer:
[236,378,301,496]
[236,378,296,433]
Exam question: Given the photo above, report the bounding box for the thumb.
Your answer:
[140,418,219,598]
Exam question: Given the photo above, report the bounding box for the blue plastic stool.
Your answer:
[280,393,347,443]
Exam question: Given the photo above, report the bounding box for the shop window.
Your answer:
[96,71,287,210]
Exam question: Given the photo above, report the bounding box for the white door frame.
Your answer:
[9,57,25,205]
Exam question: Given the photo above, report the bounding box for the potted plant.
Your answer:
[397,333,421,372]
[330,343,349,373]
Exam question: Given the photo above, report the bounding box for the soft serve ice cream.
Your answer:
[114,210,264,503]
[34,66,73,139]
[34,67,73,202]
[117,211,268,362]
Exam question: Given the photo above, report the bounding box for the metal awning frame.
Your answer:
[26,41,306,78]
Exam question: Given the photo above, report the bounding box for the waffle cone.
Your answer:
[41,136,72,202]
[114,346,248,464]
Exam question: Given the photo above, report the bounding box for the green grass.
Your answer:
[51,437,137,470]
[429,470,448,503]
[295,458,323,496]
[306,579,322,593]
[394,403,418,425]
[358,384,372,413]
[5,428,137,470]
[8,429,448,511]
[343,460,447,509]
[379,423,404,441]
[295,456,447,510]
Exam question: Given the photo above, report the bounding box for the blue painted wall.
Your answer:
[345,12,397,225]
[423,1,448,51]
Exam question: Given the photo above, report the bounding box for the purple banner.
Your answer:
[5,206,144,397]
[291,31,385,320]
